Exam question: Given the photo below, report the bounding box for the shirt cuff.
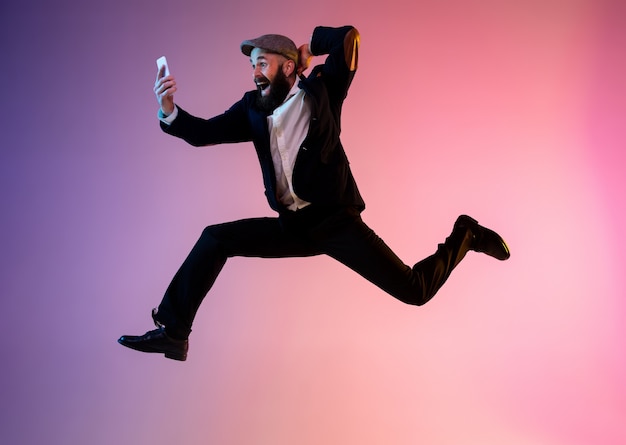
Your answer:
[158,106,178,124]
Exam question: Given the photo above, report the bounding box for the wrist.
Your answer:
[158,106,178,124]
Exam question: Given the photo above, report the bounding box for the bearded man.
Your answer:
[118,25,510,361]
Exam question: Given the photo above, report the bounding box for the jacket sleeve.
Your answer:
[160,95,253,147]
[308,25,360,100]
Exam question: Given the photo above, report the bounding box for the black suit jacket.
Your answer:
[161,25,365,213]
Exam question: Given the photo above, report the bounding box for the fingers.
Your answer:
[296,44,313,76]
[157,84,177,98]
[154,75,176,96]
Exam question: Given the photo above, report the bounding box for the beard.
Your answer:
[255,67,292,113]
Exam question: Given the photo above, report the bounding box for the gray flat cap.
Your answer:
[241,34,298,62]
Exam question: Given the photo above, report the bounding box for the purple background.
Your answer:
[2,0,625,443]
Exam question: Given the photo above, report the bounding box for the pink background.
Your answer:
[2,0,625,443]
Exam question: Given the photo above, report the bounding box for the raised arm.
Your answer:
[304,26,360,101]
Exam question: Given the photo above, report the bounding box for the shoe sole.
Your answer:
[117,338,187,361]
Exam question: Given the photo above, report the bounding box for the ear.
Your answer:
[283,59,296,77]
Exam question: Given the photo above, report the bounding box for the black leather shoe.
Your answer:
[118,327,188,361]
[454,215,510,261]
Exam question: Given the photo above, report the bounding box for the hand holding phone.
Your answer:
[155,56,176,115]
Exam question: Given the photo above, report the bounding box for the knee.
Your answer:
[196,225,224,252]
[200,223,229,241]
[400,298,427,307]
[201,225,217,238]
[198,226,217,245]
[394,291,432,307]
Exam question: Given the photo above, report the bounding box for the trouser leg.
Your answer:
[319,214,472,306]
[156,217,321,338]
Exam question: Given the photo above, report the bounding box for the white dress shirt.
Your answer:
[266,83,312,211]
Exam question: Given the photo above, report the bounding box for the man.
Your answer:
[118,25,510,361]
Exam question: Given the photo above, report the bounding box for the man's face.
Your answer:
[250,47,287,97]
[250,48,294,112]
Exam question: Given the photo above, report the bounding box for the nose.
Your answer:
[252,65,262,79]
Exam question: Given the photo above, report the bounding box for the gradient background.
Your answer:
[2,0,625,444]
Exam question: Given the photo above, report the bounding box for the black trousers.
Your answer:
[156,206,472,339]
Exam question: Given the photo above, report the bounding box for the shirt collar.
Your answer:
[282,82,301,104]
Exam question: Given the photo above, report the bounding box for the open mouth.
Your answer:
[255,80,270,91]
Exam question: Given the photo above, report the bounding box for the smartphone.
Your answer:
[156,56,170,77]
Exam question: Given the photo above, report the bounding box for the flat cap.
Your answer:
[241,34,298,62]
